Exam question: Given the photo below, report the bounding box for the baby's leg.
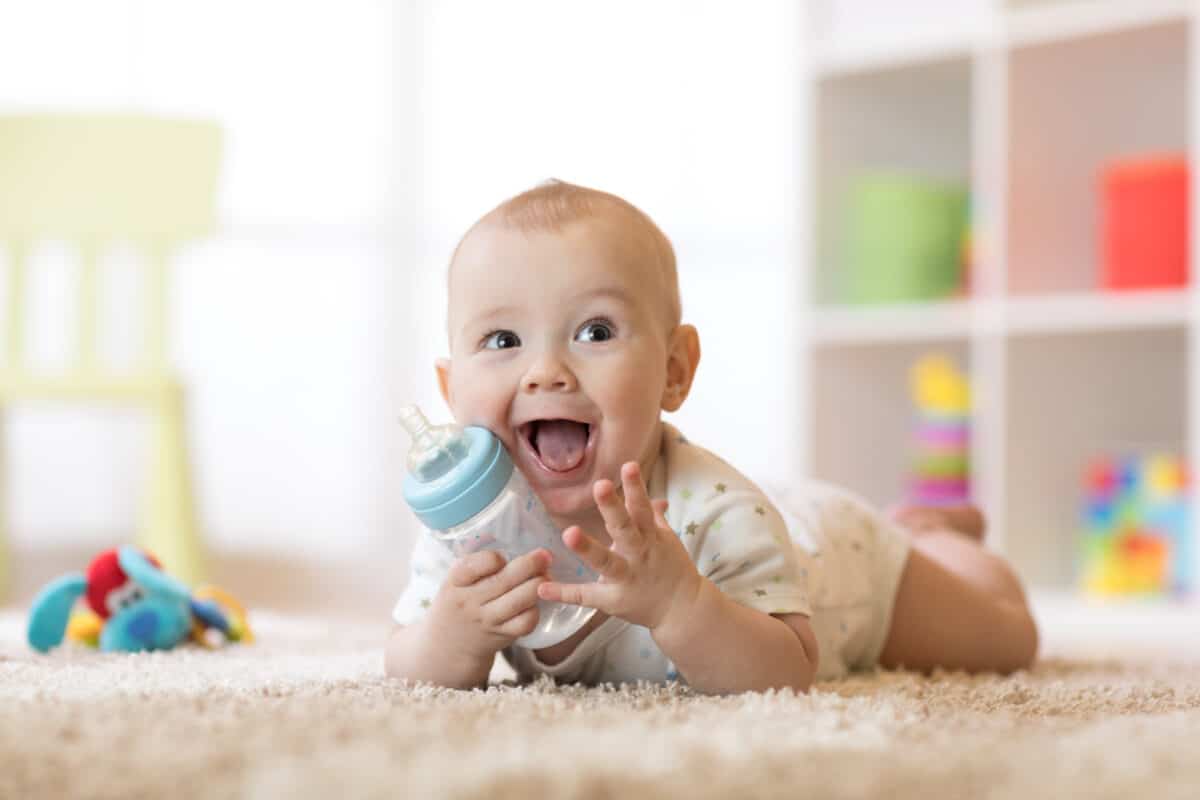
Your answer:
[878,510,1038,674]
[890,503,985,542]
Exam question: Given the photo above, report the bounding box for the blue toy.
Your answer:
[27,545,252,653]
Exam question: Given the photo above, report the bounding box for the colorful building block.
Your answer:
[1079,454,1192,597]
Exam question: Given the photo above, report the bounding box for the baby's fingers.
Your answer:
[496,607,540,640]
[537,578,615,612]
[481,573,544,627]
[651,498,670,528]
[620,462,658,533]
[476,549,551,602]
[594,477,643,549]
[561,526,630,582]
[448,550,507,588]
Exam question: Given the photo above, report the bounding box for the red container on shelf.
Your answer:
[1100,155,1189,290]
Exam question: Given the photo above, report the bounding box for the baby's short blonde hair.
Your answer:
[450,179,682,328]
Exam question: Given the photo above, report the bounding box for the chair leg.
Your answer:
[140,380,206,586]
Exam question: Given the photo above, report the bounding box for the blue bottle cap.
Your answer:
[402,425,513,531]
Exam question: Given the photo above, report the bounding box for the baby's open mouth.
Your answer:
[519,419,592,473]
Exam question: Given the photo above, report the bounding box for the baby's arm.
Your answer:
[385,549,550,689]
[386,620,492,689]
[537,462,818,694]
[652,580,819,694]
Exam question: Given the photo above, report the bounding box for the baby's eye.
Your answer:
[575,320,615,343]
[482,330,521,350]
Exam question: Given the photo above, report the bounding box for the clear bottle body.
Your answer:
[432,468,597,649]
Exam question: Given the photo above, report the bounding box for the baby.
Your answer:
[385,180,1038,693]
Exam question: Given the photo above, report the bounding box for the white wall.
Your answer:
[419,0,803,486]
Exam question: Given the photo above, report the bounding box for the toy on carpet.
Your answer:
[908,354,971,506]
[1079,454,1192,597]
[27,545,253,653]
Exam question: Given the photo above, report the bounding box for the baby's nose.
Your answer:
[522,355,578,393]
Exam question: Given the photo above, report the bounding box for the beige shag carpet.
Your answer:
[3,610,1200,799]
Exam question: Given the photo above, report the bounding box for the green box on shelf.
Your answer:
[842,173,968,304]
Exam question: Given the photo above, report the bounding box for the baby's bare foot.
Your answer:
[889,504,986,542]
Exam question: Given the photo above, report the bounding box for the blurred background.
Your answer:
[0,0,1196,635]
[0,0,800,613]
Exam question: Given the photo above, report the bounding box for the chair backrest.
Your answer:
[0,115,220,239]
[0,114,221,376]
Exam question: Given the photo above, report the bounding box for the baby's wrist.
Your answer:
[389,618,494,690]
[420,614,498,680]
[648,570,709,646]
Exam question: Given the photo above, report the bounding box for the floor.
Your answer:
[5,542,1200,798]
[3,605,1199,800]
[1029,588,1200,661]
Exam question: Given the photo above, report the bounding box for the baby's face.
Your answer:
[440,218,674,519]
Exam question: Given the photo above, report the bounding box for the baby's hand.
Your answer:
[537,462,703,632]
[428,548,551,661]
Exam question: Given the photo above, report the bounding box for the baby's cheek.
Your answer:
[598,374,667,460]
[609,351,665,401]
[600,373,658,421]
[452,371,508,421]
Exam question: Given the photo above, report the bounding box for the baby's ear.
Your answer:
[662,324,701,412]
[435,358,453,407]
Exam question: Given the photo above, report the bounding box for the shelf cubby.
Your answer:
[811,340,972,509]
[814,56,973,306]
[801,0,1198,601]
[1004,328,1187,588]
[1007,18,1188,295]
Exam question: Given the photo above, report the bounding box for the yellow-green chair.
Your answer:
[0,114,221,596]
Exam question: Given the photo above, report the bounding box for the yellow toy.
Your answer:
[909,354,971,505]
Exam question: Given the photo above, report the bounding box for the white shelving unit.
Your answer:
[798,0,1200,605]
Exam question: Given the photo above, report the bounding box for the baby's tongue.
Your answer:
[534,420,587,472]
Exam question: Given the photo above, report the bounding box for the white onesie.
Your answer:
[392,422,911,683]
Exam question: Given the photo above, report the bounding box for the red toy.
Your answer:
[1101,155,1189,291]
[84,548,162,619]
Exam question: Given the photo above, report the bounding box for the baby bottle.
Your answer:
[398,405,598,649]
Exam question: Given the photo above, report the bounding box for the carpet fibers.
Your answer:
[2,611,1199,799]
